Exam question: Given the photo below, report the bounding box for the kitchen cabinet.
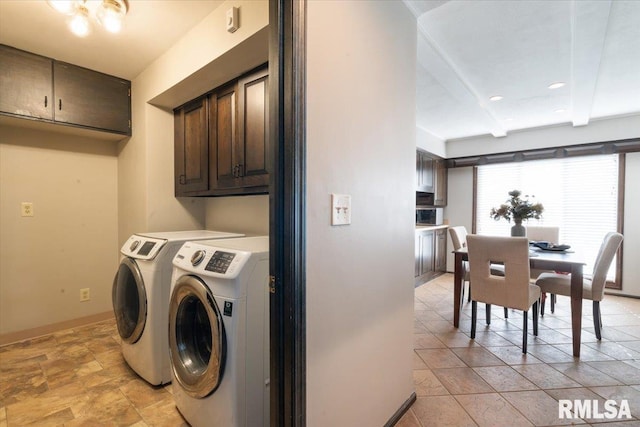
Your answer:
[175,65,269,197]
[415,149,447,206]
[0,44,131,135]
[415,227,447,285]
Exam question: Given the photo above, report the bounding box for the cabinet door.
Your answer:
[237,67,269,188]
[53,61,131,134]
[210,84,238,190]
[416,151,435,193]
[420,230,435,276]
[434,159,448,206]
[174,97,209,195]
[0,45,53,120]
[435,229,447,272]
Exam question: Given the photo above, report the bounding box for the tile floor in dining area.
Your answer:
[399,273,640,427]
[1,273,640,427]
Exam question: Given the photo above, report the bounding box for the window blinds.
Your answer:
[476,154,619,278]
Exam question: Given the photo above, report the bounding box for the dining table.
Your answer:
[453,246,587,357]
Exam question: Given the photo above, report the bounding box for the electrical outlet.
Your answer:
[21,202,34,217]
[80,288,90,302]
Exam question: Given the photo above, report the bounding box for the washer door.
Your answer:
[169,275,226,399]
[112,257,147,344]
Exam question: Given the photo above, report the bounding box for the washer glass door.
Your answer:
[169,275,226,399]
[112,257,147,344]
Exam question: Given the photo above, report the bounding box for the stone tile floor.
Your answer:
[1,273,639,426]
[398,274,640,427]
[0,320,186,426]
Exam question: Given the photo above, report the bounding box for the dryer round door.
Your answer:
[112,257,147,344]
[169,275,226,399]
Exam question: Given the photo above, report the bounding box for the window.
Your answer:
[475,154,619,280]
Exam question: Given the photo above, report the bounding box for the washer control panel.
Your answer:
[173,243,250,279]
[205,251,236,274]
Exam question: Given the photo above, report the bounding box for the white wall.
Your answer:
[306,1,416,425]
[0,126,118,336]
[118,0,269,244]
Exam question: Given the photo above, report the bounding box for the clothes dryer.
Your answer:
[112,230,244,385]
[169,236,269,427]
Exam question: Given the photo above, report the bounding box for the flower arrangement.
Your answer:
[490,190,544,223]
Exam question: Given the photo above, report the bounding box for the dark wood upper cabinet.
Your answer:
[210,83,238,190]
[174,96,209,194]
[416,149,447,206]
[54,62,131,134]
[236,67,269,188]
[0,44,131,136]
[0,45,53,120]
[175,64,269,197]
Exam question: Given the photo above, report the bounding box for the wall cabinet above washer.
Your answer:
[0,44,131,136]
[174,64,269,197]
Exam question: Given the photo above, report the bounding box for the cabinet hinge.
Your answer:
[128,120,131,129]
[269,275,276,294]
[128,88,131,97]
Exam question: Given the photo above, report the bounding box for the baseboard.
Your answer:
[384,392,416,427]
[0,311,114,347]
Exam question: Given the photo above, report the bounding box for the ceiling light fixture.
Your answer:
[489,95,503,102]
[548,82,566,90]
[47,0,129,37]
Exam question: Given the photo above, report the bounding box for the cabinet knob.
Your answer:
[58,99,62,110]
[44,96,47,108]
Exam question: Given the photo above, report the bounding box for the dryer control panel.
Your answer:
[120,235,167,260]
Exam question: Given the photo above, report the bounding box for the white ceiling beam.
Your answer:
[570,0,612,127]
[402,0,450,18]
[417,22,507,138]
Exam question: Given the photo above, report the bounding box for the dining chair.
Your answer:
[467,235,541,353]
[536,232,623,340]
[449,226,509,318]
[527,225,560,313]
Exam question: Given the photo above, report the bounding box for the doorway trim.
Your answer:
[269,0,306,425]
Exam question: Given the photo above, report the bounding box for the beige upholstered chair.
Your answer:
[449,226,470,301]
[467,235,541,353]
[536,232,623,340]
[527,225,560,313]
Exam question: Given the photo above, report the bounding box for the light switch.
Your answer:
[331,194,351,226]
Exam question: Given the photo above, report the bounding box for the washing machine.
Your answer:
[169,236,269,427]
[112,230,244,386]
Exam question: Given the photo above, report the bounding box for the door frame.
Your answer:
[268,0,307,425]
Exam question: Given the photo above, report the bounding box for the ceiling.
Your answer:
[405,0,640,142]
[1,1,638,143]
[0,0,224,80]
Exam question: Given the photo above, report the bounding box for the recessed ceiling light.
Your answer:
[554,108,567,113]
[548,82,566,90]
[489,95,503,102]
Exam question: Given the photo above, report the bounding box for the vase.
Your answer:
[511,220,526,237]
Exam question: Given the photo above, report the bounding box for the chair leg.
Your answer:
[551,294,556,313]
[522,310,528,354]
[533,301,539,336]
[593,301,602,340]
[471,301,477,339]
[467,282,471,302]
[540,293,546,317]
[504,307,508,318]
[486,304,491,325]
